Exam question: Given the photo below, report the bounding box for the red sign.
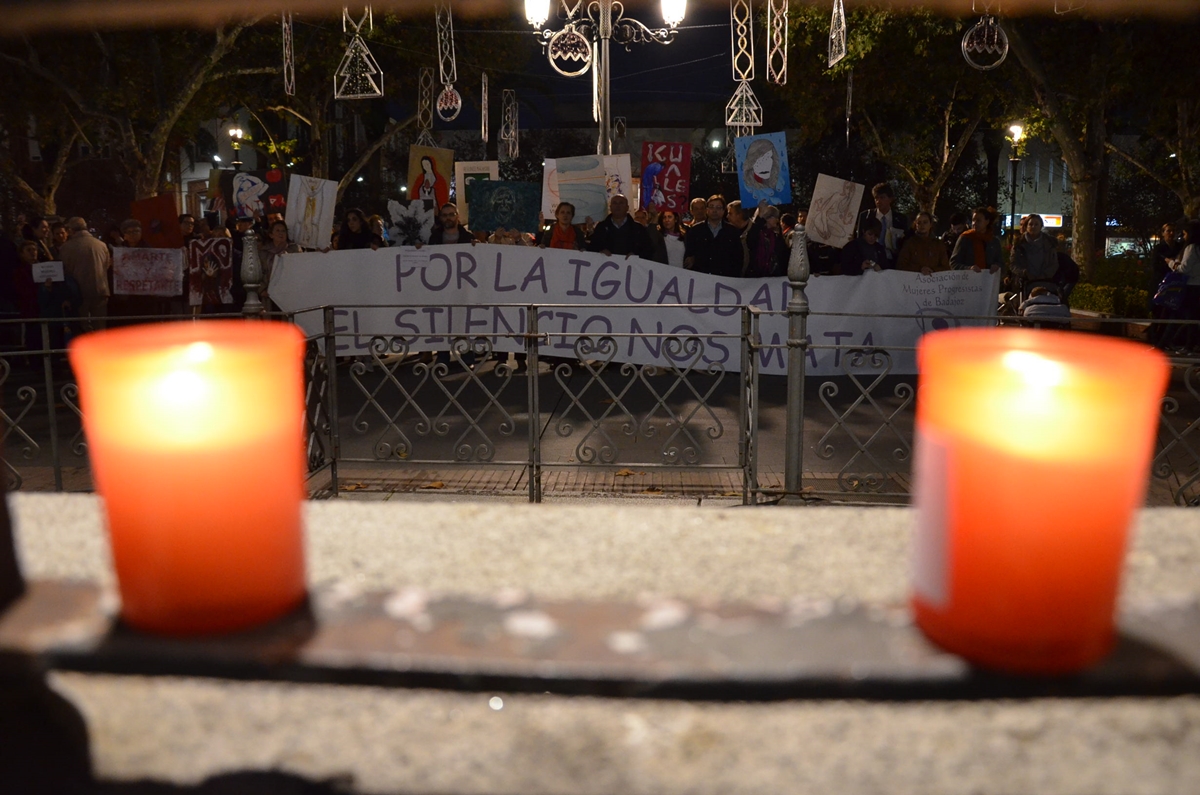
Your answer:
[639,142,693,213]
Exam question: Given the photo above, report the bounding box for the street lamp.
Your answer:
[1008,123,1023,238]
[228,126,244,170]
[527,0,684,155]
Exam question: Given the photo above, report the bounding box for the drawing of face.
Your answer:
[753,150,773,182]
[492,188,516,223]
[232,173,269,216]
[422,156,435,178]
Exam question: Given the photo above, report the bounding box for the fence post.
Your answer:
[784,225,812,499]
[526,305,542,503]
[323,307,341,497]
[739,307,752,505]
[240,230,266,318]
[39,321,63,492]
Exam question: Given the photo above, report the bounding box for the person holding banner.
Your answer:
[950,207,1003,274]
[840,218,890,276]
[683,195,743,278]
[428,203,473,246]
[588,195,653,260]
[897,212,951,275]
[743,202,789,278]
[538,202,588,251]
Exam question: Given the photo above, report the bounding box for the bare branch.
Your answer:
[266,105,314,127]
[337,115,418,202]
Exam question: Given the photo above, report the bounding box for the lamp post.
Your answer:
[525,0,685,156]
[228,126,244,171]
[1008,123,1023,239]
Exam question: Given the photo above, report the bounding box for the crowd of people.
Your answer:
[1,177,1194,353]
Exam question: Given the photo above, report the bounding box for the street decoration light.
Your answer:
[526,0,685,155]
[228,126,244,170]
[1008,123,1024,237]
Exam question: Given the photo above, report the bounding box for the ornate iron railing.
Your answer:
[0,310,1198,506]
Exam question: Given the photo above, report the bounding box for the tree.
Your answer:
[1000,18,1132,277]
[782,8,1008,216]
[0,22,274,200]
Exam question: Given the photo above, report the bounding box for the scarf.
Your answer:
[549,223,577,250]
[963,229,993,269]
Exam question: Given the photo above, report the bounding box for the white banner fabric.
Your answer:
[270,244,999,376]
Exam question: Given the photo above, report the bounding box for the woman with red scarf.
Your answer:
[950,206,1002,273]
[538,202,588,250]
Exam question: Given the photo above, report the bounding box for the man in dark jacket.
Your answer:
[683,195,744,278]
[854,182,909,266]
[428,203,473,245]
[587,194,653,259]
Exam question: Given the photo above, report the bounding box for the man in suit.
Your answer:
[683,195,744,278]
[854,182,909,266]
[587,194,653,260]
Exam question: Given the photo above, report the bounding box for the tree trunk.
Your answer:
[1071,176,1100,271]
[982,128,1003,210]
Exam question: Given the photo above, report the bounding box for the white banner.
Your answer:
[270,244,999,376]
[113,247,184,296]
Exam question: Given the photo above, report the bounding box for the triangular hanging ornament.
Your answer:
[725,81,763,128]
[828,0,847,68]
[335,36,384,99]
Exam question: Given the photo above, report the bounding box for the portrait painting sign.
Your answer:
[408,145,454,208]
[734,131,792,207]
[467,181,541,234]
[285,175,338,250]
[220,169,289,219]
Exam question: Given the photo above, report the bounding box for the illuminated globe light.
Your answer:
[1008,123,1024,142]
[526,0,549,27]
[661,0,687,27]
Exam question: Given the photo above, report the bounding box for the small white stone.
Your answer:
[607,631,649,655]
[503,610,558,640]
[639,599,690,631]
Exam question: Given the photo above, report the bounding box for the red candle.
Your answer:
[70,321,307,635]
[912,328,1169,674]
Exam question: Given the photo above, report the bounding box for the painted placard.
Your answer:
[286,175,338,250]
[640,142,693,213]
[454,160,499,226]
[734,131,792,207]
[130,194,184,248]
[187,238,233,307]
[807,173,866,248]
[221,169,289,219]
[468,181,541,234]
[408,146,454,208]
[113,247,184,296]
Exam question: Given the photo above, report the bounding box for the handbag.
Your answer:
[1153,270,1188,311]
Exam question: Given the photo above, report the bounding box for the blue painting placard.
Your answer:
[467,181,542,235]
[734,131,792,207]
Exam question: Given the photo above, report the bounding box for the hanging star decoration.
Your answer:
[335,7,384,100]
[725,0,761,172]
[828,0,847,68]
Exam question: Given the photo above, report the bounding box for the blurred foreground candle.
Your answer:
[912,328,1168,674]
[70,321,307,635]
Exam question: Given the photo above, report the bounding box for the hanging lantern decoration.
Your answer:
[282,12,296,97]
[828,0,846,68]
[766,0,788,85]
[435,2,463,122]
[481,73,489,143]
[961,2,1008,71]
[661,0,688,28]
[501,89,519,160]
[416,67,436,147]
[335,7,384,100]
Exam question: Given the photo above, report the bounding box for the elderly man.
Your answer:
[587,194,653,260]
[58,217,111,332]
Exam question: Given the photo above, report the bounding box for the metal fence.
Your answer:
[1,309,1199,506]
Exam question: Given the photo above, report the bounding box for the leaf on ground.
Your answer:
[421,481,446,490]
[615,468,645,477]
[341,482,367,492]
[640,487,664,495]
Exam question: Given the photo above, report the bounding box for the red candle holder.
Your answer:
[912,328,1169,674]
[70,321,308,635]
